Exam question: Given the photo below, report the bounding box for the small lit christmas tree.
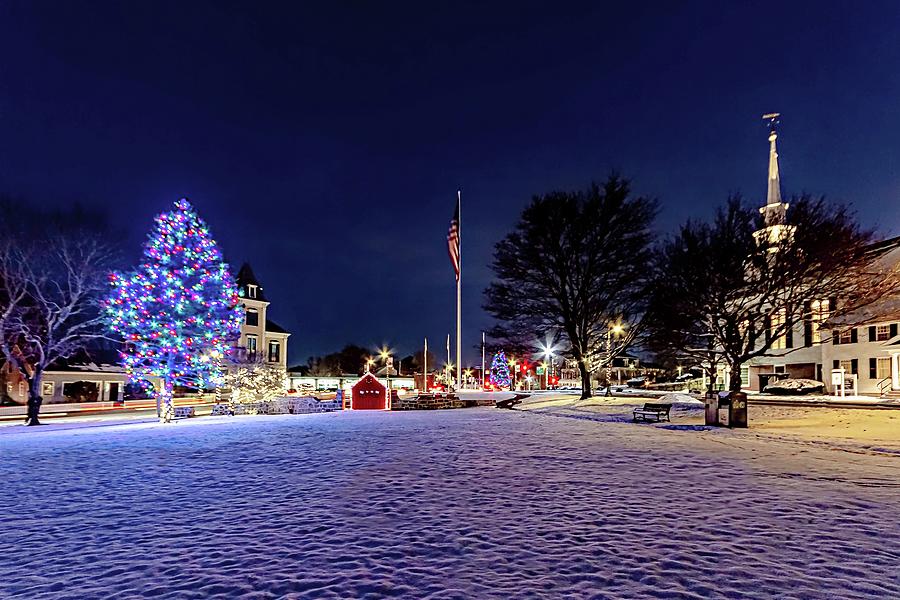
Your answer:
[104,198,244,422]
[490,350,511,389]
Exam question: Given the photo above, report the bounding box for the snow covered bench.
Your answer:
[496,397,522,410]
[632,403,671,423]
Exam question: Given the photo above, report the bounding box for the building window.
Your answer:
[62,381,99,403]
[245,307,259,327]
[875,324,891,341]
[774,365,786,374]
[247,284,258,299]
[268,341,280,363]
[771,308,787,350]
[876,357,891,379]
[42,382,54,397]
[839,360,854,374]
[839,329,853,344]
[810,300,829,343]
[246,335,258,357]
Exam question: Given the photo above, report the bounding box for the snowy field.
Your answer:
[1,405,899,599]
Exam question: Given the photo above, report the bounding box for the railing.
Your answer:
[877,377,893,397]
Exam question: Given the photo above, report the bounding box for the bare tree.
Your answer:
[646,196,899,392]
[484,175,658,399]
[0,235,114,425]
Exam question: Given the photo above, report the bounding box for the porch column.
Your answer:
[892,353,900,391]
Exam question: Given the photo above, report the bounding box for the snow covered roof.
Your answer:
[824,238,900,327]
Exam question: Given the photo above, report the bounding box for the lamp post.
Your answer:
[606,323,624,396]
[508,357,517,390]
[379,347,392,395]
[540,344,556,390]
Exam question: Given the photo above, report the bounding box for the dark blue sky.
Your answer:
[2,1,899,366]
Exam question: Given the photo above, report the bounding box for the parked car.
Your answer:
[763,378,825,395]
[626,377,647,388]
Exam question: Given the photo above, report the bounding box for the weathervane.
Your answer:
[762,112,780,133]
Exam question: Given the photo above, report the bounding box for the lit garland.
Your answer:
[103,198,244,421]
[490,350,511,388]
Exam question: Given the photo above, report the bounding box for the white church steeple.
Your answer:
[754,113,795,247]
[760,112,787,225]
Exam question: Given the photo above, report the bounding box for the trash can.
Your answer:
[704,391,718,426]
[717,392,731,427]
[714,392,749,428]
[729,391,748,428]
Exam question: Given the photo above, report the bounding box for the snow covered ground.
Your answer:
[1,405,898,599]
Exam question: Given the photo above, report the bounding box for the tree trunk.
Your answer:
[577,359,592,399]
[159,377,175,423]
[705,366,717,394]
[728,361,743,393]
[24,369,44,426]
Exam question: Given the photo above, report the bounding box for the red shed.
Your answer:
[351,373,388,410]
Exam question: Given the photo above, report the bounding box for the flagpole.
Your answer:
[423,337,428,392]
[481,331,485,390]
[456,189,462,391]
[446,333,451,385]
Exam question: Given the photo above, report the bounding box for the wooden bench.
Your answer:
[632,403,671,423]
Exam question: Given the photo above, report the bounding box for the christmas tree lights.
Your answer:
[490,350,512,389]
[103,198,243,422]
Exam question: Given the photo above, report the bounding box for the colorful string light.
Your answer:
[103,198,244,420]
[490,350,512,388]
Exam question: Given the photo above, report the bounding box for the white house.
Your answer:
[235,263,291,373]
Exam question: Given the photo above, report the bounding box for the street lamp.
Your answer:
[508,356,517,390]
[379,347,392,394]
[540,343,556,389]
[606,323,625,396]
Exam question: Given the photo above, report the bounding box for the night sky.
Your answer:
[2,1,899,367]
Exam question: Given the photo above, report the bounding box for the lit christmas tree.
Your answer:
[490,350,511,389]
[104,198,244,422]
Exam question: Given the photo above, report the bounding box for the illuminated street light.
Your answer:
[379,346,393,397]
[539,343,557,389]
[606,322,625,396]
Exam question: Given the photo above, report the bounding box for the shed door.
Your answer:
[353,388,385,410]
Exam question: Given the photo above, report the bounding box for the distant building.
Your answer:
[235,263,290,373]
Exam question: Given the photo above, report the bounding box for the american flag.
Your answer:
[447,197,460,280]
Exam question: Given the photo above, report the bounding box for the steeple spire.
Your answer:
[760,113,786,225]
[765,115,782,207]
[754,113,795,248]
